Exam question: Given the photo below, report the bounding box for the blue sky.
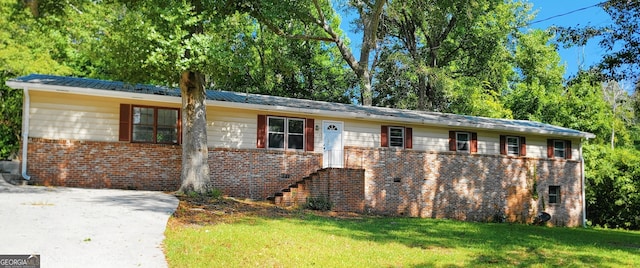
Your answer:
[527,0,611,77]
[339,0,612,79]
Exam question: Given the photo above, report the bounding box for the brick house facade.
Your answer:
[8,75,594,227]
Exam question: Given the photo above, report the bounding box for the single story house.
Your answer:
[7,74,595,226]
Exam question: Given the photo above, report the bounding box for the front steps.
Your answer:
[271,173,316,207]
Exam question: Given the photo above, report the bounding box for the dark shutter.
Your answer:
[520,137,526,156]
[566,140,572,159]
[381,126,388,147]
[471,132,478,153]
[449,131,456,151]
[499,135,506,155]
[547,139,554,158]
[405,127,413,149]
[119,104,131,142]
[257,115,267,148]
[305,118,314,152]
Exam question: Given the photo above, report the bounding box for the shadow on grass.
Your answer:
[264,214,640,267]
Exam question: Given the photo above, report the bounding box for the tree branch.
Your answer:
[255,13,335,42]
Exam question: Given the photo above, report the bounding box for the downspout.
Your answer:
[580,140,586,227]
[20,87,31,180]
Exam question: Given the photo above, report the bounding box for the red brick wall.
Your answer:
[26,138,181,190]
[344,146,584,227]
[24,138,583,226]
[208,148,322,199]
[25,139,322,196]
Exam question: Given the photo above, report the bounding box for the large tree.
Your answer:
[232,0,386,106]
[89,1,216,193]
[375,0,528,114]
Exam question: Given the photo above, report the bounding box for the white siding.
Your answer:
[30,92,120,141]
[27,90,582,160]
[206,107,257,148]
[29,91,181,142]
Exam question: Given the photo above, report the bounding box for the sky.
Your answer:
[527,0,611,78]
[339,0,614,80]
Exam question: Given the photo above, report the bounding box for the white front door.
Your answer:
[323,121,344,168]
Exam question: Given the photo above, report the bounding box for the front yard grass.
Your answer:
[164,197,640,268]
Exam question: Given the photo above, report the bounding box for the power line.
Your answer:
[528,1,609,26]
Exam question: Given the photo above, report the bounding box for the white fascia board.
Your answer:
[8,80,595,139]
[5,81,180,104]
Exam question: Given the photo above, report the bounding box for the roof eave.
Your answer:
[6,80,179,104]
[7,80,596,140]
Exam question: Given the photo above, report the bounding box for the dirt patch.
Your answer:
[170,195,365,226]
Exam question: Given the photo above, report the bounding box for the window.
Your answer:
[381,126,412,149]
[119,104,180,144]
[547,139,571,159]
[389,127,405,147]
[500,136,526,156]
[132,106,179,144]
[456,132,470,152]
[257,115,314,151]
[267,117,304,150]
[549,186,560,204]
[506,136,519,155]
[449,131,477,153]
[554,140,565,158]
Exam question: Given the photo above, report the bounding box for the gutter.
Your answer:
[20,87,31,180]
[581,141,587,227]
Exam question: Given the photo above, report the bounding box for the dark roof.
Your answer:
[7,74,595,138]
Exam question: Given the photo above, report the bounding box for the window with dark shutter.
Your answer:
[451,131,475,153]
[382,126,412,149]
[120,104,180,144]
[548,139,571,159]
[259,115,310,151]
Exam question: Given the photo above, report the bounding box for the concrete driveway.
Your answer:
[0,179,179,268]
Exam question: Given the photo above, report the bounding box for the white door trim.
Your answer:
[322,121,344,168]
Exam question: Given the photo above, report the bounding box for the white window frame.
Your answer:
[506,136,520,156]
[267,116,305,150]
[456,132,470,152]
[553,140,566,159]
[388,127,405,148]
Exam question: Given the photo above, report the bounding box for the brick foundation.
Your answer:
[24,138,584,226]
[208,148,321,199]
[24,138,321,195]
[26,138,181,190]
[345,146,584,227]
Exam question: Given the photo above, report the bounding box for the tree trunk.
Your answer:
[360,69,373,106]
[179,71,210,193]
[417,74,427,110]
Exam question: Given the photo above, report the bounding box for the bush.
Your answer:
[304,197,333,211]
[585,144,640,230]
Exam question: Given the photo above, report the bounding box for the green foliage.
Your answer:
[585,144,640,229]
[504,29,565,122]
[0,0,75,159]
[304,196,333,211]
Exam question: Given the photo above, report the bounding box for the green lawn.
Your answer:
[164,209,640,267]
